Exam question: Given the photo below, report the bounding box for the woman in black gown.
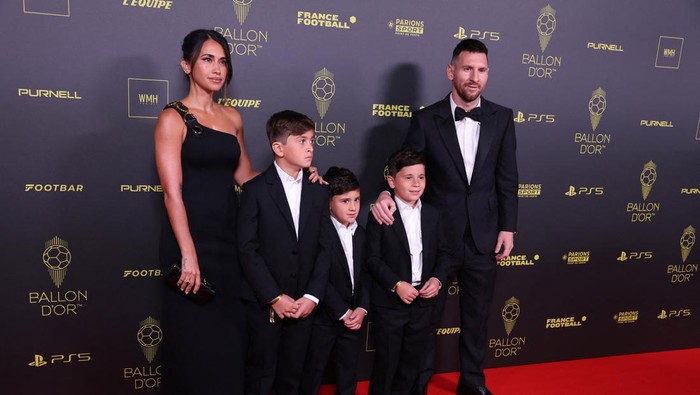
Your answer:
[155,29,257,394]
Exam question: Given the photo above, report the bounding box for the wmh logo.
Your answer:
[139,94,159,105]
[663,48,676,57]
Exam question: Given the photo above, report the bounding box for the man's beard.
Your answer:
[456,84,481,104]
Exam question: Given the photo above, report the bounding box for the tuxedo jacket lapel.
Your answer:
[435,97,469,185]
[391,209,411,257]
[298,177,313,239]
[351,233,362,290]
[332,230,353,285]
[472,98,497,181]
[265,166,297,238]
[419,206,437,282]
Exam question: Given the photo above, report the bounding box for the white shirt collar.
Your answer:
[394,195,422,213]
[330,216,358,235]
[274,161,303,184]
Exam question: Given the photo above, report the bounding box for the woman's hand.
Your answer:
[177,255,201,294]
[307,166,328,185]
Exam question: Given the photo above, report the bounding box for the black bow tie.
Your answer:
[455,107,481,123]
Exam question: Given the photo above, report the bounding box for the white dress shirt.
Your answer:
[395,196,423,286]
[331,216,357,293]
[273,162,318,304]
[274,162,303,237]
[450,95,481,183]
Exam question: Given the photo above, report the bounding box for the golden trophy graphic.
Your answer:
[502,296,521,336]
[137,317,163,364]
[42,236,71,288]
[639,161,657,201]
[311,67,335,119]
[536,5,556,52]
[680,226,696,263]
[588,88,606,132]
[233,0,253,25]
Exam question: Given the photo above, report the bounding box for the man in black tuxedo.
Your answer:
[239,110,332,395]
[372,39,518,395]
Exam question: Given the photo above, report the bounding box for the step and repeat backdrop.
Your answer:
[2,0,699,393]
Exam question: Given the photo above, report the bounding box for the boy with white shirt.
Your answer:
[238,110,332,395]
[300,167,370,395]
[366,149,455,395]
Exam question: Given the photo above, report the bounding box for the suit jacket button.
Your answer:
[291,250,298,255]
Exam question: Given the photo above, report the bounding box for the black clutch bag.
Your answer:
[164,264,216,303]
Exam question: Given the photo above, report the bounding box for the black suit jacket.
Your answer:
[365,201,454,309]
[403,95,518,255]
[317,224,370,322]
[238,164,331,307]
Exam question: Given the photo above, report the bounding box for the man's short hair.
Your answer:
[324,167,360,196]
[387,149,425,178]
[452,38,488,61]
[266,110,315,145]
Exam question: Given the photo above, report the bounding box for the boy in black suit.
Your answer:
[366,149,454,395]
[238,110,331,395]
[300,167,370,395]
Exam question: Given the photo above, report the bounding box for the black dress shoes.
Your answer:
[458,384,493,395]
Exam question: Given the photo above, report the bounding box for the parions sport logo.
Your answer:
[518,183,541,198]
[388,19,424,37]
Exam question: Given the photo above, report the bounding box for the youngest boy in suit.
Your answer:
[366,149,455,395]
[300,167,370,395]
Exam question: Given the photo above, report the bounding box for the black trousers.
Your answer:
[369,302,433,395]
[300,319,362,395]
[244,301,314,395]
[457,234,497,392]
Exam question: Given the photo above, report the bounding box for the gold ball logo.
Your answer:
[536,12,556,36]
[42,245,71,270]
[639,167,657,187]
[311,75,335,102]
[680,231,695,250]
[137,324,163,348]
[588,95,607,116]
[502,301,521,322]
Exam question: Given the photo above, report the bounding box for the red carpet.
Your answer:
[320,348,700,394]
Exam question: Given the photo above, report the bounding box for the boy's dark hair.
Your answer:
[386,149,425,178]
[452,38,488,61]
[324,167,360,196]
[266,110,315,145]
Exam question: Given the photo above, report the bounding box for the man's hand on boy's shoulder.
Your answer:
[370,191,396,225]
